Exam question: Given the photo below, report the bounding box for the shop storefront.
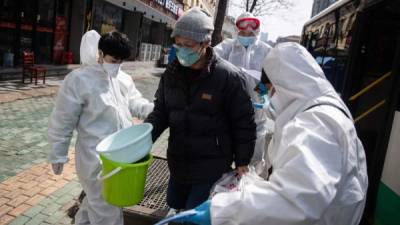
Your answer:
[0,0,72,66]
[0,0,182,66]
[91,0,124,34]
[84,0,181,61]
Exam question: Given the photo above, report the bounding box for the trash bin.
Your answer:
[98,154,153,207]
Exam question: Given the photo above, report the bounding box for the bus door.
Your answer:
[345,14,400,222]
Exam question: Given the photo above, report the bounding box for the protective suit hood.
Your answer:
[211,42,368,225]
[80,30,101,66]
[263,43,349,117]
[235,12,260,36]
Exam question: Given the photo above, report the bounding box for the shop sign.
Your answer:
[155,0,165,6]
[165,0,179,15]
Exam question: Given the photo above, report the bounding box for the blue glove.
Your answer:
[176,200,211,225]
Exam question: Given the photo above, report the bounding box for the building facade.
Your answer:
[182,0,216,15]
[0,0,184,66]
[311,0,338,17]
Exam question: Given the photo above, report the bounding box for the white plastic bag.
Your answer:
[210,171,241,198]
[210,167,263,198]
[210,168,265,224]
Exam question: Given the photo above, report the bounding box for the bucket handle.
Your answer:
[97,167,122,181]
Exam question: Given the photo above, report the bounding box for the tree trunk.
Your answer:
[211,0,229,46]
[249,0,258,13]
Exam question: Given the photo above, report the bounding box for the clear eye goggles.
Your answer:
[236,18,260,31]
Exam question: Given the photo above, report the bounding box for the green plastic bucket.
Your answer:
[98,154,153,207]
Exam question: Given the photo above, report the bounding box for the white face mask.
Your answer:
[102,62,120,77]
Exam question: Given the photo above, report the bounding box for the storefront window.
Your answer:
[18,0,36,64]
[92,0,123,34]
[141,17,152,43]
[0,0,17,66]
[35,0,55,63]
[20,0,35,25]
[37,0,55,27]
[0,0,16,22]
[53,0,71,63]
[0,0,72,66]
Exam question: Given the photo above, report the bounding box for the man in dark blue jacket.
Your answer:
[145,7,256,212]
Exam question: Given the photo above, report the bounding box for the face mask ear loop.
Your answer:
[197,42,205,56]
[98,50,104,64]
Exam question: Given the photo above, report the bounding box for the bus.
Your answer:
[301,0,400,224]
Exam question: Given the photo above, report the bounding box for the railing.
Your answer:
[349,71,391,123]
[349,71,391,101]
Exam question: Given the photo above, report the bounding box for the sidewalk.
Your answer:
[0,64,80,82]
[0,62,168,224]
[0,61,164,104]
[0,152,79,225]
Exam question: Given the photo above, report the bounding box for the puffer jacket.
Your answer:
[145,47,256,184]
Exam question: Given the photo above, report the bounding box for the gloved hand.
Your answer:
[51,163,64,175]
[176,200,211,225]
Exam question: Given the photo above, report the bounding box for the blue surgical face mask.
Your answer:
[175,45,201,67]
[238,35,256,47]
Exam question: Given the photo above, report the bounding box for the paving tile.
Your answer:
[0,198,9,206]
[0,214,14,225]
[0,205,12,218]
[55,194,74,205]
[26,195,46,206]
[8,204,31,217]
[7,189,28,199]
[8,215,30,225]
[40,203,61,216]
[43,210,65,224]
[22,205,44,218]
[25,213,47,225]
[6,195,29,208]
[22,186,42,197]
[40,186,58,196]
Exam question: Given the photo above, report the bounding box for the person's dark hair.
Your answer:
[98,31,131,60]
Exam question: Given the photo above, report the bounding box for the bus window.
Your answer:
[315,56,347,94]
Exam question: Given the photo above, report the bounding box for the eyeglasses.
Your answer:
[236,18,260,31]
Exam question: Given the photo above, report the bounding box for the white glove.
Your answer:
[51,163,64,175]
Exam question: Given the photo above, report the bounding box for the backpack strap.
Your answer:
[304,103,350,119]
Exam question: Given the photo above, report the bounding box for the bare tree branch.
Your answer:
[249,0,258,13]
[235,0,294,17]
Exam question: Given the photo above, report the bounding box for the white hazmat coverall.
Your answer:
[214,37,272,170]
[210,43,368,225]
[48,30,154,225]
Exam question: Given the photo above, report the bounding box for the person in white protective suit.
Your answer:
[174,42,368,225]
[47,30,154,225]
[214,12,273,170]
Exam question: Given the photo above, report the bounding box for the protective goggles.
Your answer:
[236,18,260,31]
